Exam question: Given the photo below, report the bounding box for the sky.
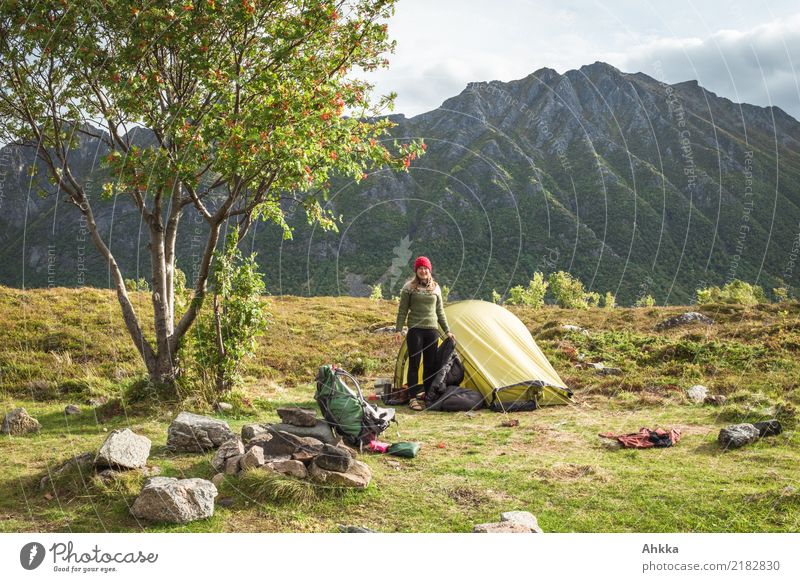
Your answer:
[368,0,800,120]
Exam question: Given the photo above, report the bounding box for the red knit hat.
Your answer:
[414,256,432,271]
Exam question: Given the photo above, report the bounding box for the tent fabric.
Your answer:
[394,300,573,407]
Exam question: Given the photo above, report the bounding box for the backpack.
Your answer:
[315,365,396,448]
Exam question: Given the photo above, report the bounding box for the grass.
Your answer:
[0,286,798,532]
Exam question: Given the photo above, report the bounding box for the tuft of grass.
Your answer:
[234,468,330,505]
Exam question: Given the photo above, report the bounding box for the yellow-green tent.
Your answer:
[394,300,573,408]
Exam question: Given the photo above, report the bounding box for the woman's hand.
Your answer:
[447,331,456,343]
[395,331,403,343]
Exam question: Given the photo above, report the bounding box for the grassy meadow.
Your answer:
[0,285,798,532]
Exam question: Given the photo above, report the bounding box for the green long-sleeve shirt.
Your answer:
[395,282,450,333]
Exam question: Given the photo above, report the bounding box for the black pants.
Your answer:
[406,327,439,399]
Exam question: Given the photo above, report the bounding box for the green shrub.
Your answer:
[548,271,588,309]
[603,292,617,309]
[441,285,450,302]
[507,272,548,308]
[634,294,656,307]
[491,289,501,304]
[369,284,383,301]
[124,277,149,292]
[695,279,766,306]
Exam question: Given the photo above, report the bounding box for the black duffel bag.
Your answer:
[426,385,485,412]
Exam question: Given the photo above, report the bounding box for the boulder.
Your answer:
[1,408,41,435]
[308,459,371,489]
[95,429,151,470]
[64,405,81,416]
[265,459,308,479]
[268,421,339,445]
[167,412,235,452]
[686,385,709,404]
[277,407,317,427]
[214,402,233,413]
[718,424,760,449]
[753,420,782,438]
[655,312,713,331]
[211,473,225,488]
[39,452,94,491]
[211,438,245,472]
[241,423,268,442]
[473,522,532,533]
[131,477,217,524]
[315,444,353,473]
[240,447,265,470]
[500,511,543,533]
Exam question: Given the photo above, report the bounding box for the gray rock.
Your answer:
[225,455,242,475]
[131,477,217,524]
[39,452,94,491]
[500,511,543,533]
[265,459,308,479]
[263,454,292,463]
[753,420,782,437]
[211,473,225,488]
[718,424,760,449]
[241,423,268,442]
[704,394,727,406]
[686,385,709,403]
[597,366,622,376]
[65,405,81,415]
[655,312,713,331]
[1,408,41,435]
[95,428,151,470]
[308,459,371,489]
[339,525,377,533]
[214,402,233,412]
[560,324,588,335]
[211,438,245,472]
[240,447,265,470]
[167,412,235,452]
[473,521,532,533]
[315,444,353,473]
[259,429,309,457]
[268,421,339,445]
[277,407,317,427]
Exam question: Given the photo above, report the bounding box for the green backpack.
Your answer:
[315,365,396,447]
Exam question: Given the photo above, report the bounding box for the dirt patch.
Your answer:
[447,487,487,508]
[534,462,610,483]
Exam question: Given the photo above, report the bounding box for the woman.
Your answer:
[394,256,455,410]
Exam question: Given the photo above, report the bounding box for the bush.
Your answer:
[124,277,149,292]
[441,285,450,302]
[191,231,269,393]
[506,272,548,308]
[634,294,656,307]
[773,286,789,302]
[695,279,766,306]
[369,284,383,301]
[548,271,588,309]
[603,292,616,309]
[491,289,501,304]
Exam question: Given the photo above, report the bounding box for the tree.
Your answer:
[0,0,420,391]
[548,271,588,309]
[506,272,547,308]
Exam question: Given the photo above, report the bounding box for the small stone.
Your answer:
[267,421,339,445]
[225,455,242,475]
[217,497,235,508]
[131,477,217,524]
[686,385,709,403]
[753,420,782,437]
[39,452,94,491]
[277,407,317,427]
[241,424,268,442]
[560,324,588,335]
[339,525,377,533]
[597,367,622,376]
[500,511,543,533]
[704,394,727,406]
[718,424,760,449]
[1,408,41,436]
[240,447,265,470]
[292,450,316,464]
[308,459,371,489]
[265,459,308,479]
[258,429,306,457]
[215,402,233,412]
[65,405,81,416]
[315,444,353,473]
[141,465,161,478]
[472,522,532,533]
[263,455,292,463]
[211,473,225,488]
[211,438,245,472]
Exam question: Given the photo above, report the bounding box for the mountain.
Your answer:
[2,62,800,304]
